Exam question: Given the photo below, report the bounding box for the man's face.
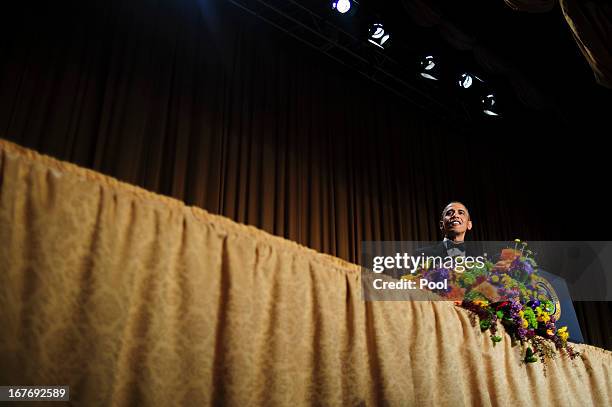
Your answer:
[440,203,472,237]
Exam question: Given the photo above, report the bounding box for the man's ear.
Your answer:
[439,220,444,231]
[466,220,473,231]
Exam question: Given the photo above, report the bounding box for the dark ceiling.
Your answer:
[318,0,611,127]
[429,0,610,123]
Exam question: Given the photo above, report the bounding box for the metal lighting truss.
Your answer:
[228,0,463,120]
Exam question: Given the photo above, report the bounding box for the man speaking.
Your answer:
[422,201,473,258]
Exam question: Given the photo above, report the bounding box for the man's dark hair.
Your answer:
[440,201,470,220]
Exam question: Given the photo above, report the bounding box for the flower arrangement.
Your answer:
[460,297,579,365]
[402,240,581,365]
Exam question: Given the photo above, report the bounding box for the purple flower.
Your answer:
[527,299,540,309]
[510,258,535,275]
[423,268,451,293]
[510,299,522,312]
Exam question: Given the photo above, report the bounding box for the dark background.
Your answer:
[1,0,610,349]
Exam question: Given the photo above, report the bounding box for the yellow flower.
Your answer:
[491,275,500,283]
[474,300,489,307]
[522,318,529,328]
[518,310,524,318]
[537,312,550,323]
[556,326,569,341]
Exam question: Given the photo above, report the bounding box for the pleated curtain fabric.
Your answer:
[1,139,611,406]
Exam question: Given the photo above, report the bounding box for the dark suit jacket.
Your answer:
[418,241,484,259]
[418,241,448,259]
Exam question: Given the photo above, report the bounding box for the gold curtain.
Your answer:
[503,0,612,89]
[560,0,612,89]
[1,138,611,406]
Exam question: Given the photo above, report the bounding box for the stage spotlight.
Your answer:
[458,73,484,89]
[331,0,351,14]
[419,55,439,80]
[458,73,473,89]
[482,93,500,116]
[368,23,391,49]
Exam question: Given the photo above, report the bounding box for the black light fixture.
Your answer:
[482,93,501,116]
[419,55,439,80]
[458,73,484,89]
[331,0,352,14]
[458,73,473,89]
[368,22,391,49]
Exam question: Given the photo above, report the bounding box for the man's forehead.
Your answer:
[444,203,468,213]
